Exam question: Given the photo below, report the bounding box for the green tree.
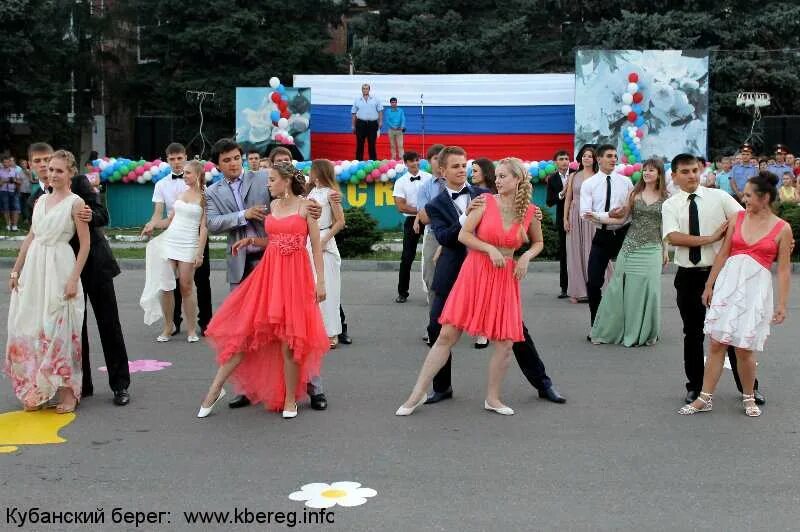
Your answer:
[111,0,345,155]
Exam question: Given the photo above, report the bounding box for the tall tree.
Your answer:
[111,0,345,156]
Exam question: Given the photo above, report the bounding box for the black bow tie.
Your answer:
[46,186,53,194]
[172,173,183,180]
[451,188,469,200]
[409,175,421,182]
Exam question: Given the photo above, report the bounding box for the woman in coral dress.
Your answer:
[198,163,329,419]
[5,150,90,413]
[680,172,792,418]
[397,158,543,417]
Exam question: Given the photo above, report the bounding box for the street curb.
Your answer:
[3,256,799,273]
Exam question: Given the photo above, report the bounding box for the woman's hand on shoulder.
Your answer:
[304,199,322,220]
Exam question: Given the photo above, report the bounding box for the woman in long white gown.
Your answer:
[306,160,345,348]
[140,160,208,342]
[5,150,90,413]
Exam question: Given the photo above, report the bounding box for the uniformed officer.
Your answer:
[767,144,793,178]
[729,143,758,202]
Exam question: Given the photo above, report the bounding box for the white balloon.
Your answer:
[395,163,404,172]
[621,104,632,115]
[622,93,633,104]
[277,117,289,129]
[160,162,170,170]
[285,135,294,143]
[269,77,280,89]
[380,174,389,182]
[627,82,638,94]
[143,171,152,181]
[351,160,359,166]
[341,160,351,170]
[204,171,212,181]
[387,169,396,178]
[137,175,146,184]
[334,165,342,174]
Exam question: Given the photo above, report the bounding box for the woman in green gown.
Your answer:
[589,159,669,347]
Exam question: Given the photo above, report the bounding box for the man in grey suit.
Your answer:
[206,138,329,410]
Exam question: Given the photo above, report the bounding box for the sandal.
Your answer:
[678,392,713,415]
[742,394,761,417]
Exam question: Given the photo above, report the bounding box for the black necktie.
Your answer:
[451,188,469,200]
[602,175,611,230]
[688,193,701,265]
[172,173,183,180]
[409,175,420,182]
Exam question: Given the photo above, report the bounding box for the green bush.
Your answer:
[337,207,382,257]
[778,203,800,258]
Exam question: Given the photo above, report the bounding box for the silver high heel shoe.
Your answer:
[197,388,226,418]
[395,394,427,416]
[484,400,514,416]
[678,392,712,415]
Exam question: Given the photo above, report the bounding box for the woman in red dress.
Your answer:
[197,163,329,419]
[397,158,544,416]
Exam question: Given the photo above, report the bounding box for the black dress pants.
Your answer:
[173,240,212,331]
[355,119,378,161]
[557,226,568,292]
[674,267,758,393]
[398,216,421,298]
[81,278,131,394]
[429,292,554,393]
[587,226,629,325]
[339,305,348,336]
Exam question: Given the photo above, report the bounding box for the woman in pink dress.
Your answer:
[197,163,329,419]
[680,172,792,418]
[396,158,544,417]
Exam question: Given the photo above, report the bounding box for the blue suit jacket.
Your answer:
[427,185,489,298]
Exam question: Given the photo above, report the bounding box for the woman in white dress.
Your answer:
[680,172,792,417]
[5,150,90,413]
[306,159,345,348]
[140,160,208,343]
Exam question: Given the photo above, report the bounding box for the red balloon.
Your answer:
[270,92,281,103]
[627,112,638,122]
[632,92,644,104]
[280,110,290,119]
[628,72,639,83]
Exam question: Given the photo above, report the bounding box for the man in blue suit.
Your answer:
[424,146,566,405]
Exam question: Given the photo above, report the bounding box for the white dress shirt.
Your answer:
[446,185,471,225]
[392,171,429,216]
[661,185,743,268]
[351,96,383,121]
[579,170,634,230]
[152,174,189,214]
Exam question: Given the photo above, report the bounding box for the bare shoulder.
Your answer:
[71,194,86,210]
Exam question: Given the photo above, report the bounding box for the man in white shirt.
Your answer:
[579,144,634,328]
[661,153,762,405]
[351,83,383,161]
[393,151,431,303]
[142,142,213,335]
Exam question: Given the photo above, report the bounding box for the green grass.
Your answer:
[0,247,412,261]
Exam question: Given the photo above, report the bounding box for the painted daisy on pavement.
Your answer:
[289,482,377,508]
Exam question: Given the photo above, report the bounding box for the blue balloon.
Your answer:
[635,117,645,127]
[277,84,286,94]
[270,110,280,122]
[632,104,642,114]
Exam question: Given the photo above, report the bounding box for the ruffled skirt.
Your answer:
[704,254,773,351]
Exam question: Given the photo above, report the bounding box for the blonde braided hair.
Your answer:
[184,160,207,212]
[498,157,532,222]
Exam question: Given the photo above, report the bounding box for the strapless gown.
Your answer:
[204,213,329,411]
[163,199,201,262]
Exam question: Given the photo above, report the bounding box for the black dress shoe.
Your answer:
[338,333,352,345]
[82,387,94,398]
[395,295,408,303]
[538,386,566,404]
[113,389,130,406]
[474,340,489,349]
[228,394,251,408]
[309,393,328,410]
[753,389,765,405]
[424,388,453,404]
[685,390,700,404]
[558,291,568,299]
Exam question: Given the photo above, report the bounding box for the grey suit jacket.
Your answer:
[206,170,270,284]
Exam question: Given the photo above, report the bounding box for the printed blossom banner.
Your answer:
[574,50,709,160]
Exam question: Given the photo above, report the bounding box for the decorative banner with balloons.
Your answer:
[574,50,710,161]
[91,157,223,185]
[236,79,311,160]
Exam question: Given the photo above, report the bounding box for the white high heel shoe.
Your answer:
[197,388,226,418]
[282,404,298,419]
[395,394,427,416]
[484,400,514,416]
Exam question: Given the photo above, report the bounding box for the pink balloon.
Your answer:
[633,163,642,171]
[371,169,380,178]
[635,129,644,138]
[135,166,145,175]
[365,174,374,183]
[153,159,162,166]
[624,166,634,176]
[621,155,628,164]
[569,161,579,170]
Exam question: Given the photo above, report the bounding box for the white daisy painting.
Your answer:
[289,482,377,509]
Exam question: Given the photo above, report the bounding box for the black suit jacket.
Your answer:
[545,171,568,232]
[428,185,489,298]
[66,176,120,282]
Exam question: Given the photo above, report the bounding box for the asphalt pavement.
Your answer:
[1,270,799,531]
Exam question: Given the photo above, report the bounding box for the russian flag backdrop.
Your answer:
[293,74,576,161]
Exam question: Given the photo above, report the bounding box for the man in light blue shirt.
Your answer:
[730,143,757,202]
[385,97,406,160]
[351,84,383,161]
[767,144,792,179]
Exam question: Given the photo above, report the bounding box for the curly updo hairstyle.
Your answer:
[272,162,307,196]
